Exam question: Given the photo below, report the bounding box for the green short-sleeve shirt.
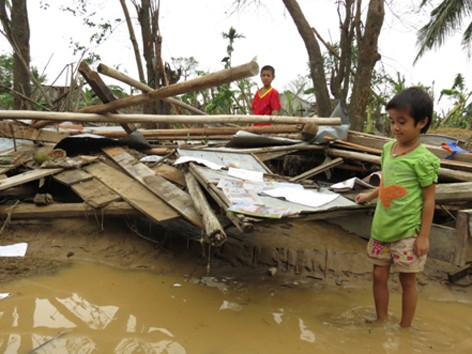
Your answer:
[371,141,440,242]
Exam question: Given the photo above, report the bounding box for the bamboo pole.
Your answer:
[97,63,206,115]
[0,110,342,125]
[86,124,302,138]
[78,60,260,113]
[327,148,472,182]
[184,166,227,246]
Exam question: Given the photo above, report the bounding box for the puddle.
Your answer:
[1,262,472,353]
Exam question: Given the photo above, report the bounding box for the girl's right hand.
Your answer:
[355,193,369,204]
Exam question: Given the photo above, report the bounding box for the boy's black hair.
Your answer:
[260,65,275,76]
[385,87,433,133]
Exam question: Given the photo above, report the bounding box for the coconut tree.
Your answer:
[416,0,472,61]
[221,26,245,68]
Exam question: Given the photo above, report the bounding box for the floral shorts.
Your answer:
[366,237,426,273]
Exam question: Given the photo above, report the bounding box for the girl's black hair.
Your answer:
[386,87,433,133]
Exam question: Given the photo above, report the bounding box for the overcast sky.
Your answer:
[2,0,471,113]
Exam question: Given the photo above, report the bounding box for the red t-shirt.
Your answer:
[251,87,282,126]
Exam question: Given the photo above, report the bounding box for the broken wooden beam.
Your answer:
[0,110,342,126]
[78,60,260,113]
[76,61,139,134]
[184,167,227,246]
[97,63,207,116]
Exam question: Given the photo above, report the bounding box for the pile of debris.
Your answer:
[0,60,471,284]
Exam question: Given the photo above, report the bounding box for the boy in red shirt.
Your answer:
[251,65,282,126]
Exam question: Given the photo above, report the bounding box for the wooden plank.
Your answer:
[53,169,93,186]
[151,164,186,188]
[0,121,67,143]
[85,161,179,223]
[436,182,472,202]
[0,201,138,219]
[0,168,63,191]
[71,178,121,208]
[453,209,472,266]
[102,146,203,228]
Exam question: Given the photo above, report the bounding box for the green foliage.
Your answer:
[0,53,46,109]
[60,1,119,65]
[0,54,14,109]
[416,0,472,62]
[437,74,472,129]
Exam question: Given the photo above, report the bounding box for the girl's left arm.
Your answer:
[414,183,436,256]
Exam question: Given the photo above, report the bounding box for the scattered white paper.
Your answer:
[228,167,263,182]
[263,188,339,208]
[0,293,11,300]
[0,242,28,257]
[329,177,375,192]
[173,155,225,170]
[222,187,264,206]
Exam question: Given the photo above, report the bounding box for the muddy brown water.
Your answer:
[1,261,472,353]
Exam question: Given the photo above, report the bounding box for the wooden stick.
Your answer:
[184,166,227,246]
[289,157,344,183]
[325,135,382,154]
[78,61,260,113]
[97,63,206,115]
[0,110,342,125]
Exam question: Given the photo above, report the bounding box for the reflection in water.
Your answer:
[115,338,186,354]
[56,293,119,330]
[0,262,471,353]
[34,298,76,329]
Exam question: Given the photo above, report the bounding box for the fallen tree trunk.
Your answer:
[97,63,206,116]
[0,110,342,125]
[78,61,260,113]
